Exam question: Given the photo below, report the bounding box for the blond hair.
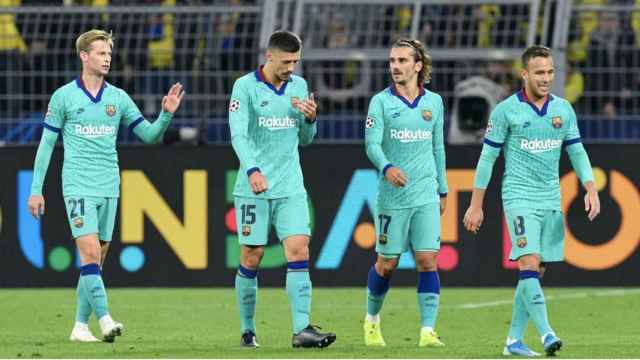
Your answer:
[75,29,113,56]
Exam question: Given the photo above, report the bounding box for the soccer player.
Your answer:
[27,30,184,343]
[228,30,336,348]
[463,45,600,356]
[363,39,448,348]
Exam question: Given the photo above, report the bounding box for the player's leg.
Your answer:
[65,196,100,342]
[364,207,409,346]
[277,195,335,348]
[92,197,123,342]
[535,210,565,355]
[234,196,269,347]
[503,209,543,356]
[412,203,444,347]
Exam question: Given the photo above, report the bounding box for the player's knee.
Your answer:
[376,257,399,277]
[415,253,438,272]
[517,254,541,272]
[241,246,264,268]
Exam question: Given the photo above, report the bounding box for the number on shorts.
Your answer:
[68,198,85,218]
[240,204,256,224]
[378,214,392,234]
[513,216,525,236]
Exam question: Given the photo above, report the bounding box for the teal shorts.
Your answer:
[235,194,311,245]
[375,202,441,257]
[505,208,564,262]
[64,196,118,241]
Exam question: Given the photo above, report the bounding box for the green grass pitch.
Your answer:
[1,288,639,358]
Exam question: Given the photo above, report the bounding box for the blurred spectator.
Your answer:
[0,0,29,117]
[584,11,636,119]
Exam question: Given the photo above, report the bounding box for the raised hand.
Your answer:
[293,93,317,121]
[162,82,186,114]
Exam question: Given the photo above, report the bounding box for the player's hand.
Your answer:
[385,167,407,188]
[463,206,484,234]
[161,82,185,114]
[28,195,45,219]
[293,93,317,121]
[584,189,600,221]
[439,197,447,215]
[248,171,268,194]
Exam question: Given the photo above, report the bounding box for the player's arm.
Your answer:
[296,92,317,146]
[364,96,406,187]
[463,106,508,233]
[564,106,599,221]
[29,92,65,219]
[229,80,267,194]
[123,83,184,144]
[433,97,448,214]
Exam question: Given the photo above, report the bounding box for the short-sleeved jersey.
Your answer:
[365,86,448,209]
[43,78,143,198]
[484,90,582,210]
[229,67,315,199]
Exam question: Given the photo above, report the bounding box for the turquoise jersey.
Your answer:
[229,66,317,199]
[482,90,584,210]
[365,86,448,209]
[32,78,145,198]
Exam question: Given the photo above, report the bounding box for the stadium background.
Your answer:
[0,0,638,288]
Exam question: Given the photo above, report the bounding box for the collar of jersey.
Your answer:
[255,65,290,96]
[389,85,425,109]
[517,88,554,117]
[75,77,107,103]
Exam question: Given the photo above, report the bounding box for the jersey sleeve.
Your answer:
[229,78,259,172]
[43,90,66,131]
[563,102,594,184]
[433,96,448,196]
[483,104,508,147]
[563,103,581,144]
[118,90,145,130]
[364,95,392,173]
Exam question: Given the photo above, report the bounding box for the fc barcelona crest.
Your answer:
[422,110,432,121]
[242,225,251,236]
[552,116,562,129]
[517,237,527,248]
[73,217,84,228]
[378,234,388,245]
[105,104,116,117]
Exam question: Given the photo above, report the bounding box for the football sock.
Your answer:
[519,271,553,337]
[286,261,311,334]
[75,275,92,324]
[417,271,440,328]
[367,265,390,317]
[236,265,258,334]
[79,263,109,320]
[507,275,530,340]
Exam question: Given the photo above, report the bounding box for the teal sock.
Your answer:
[366,265,390,316]
[417,271,440,328]
[235,265,258,333]
[79,264,109,320]
[75,276,92,324]
[507,279,530,340]
[286,261,311,334]
[520,272,553,336]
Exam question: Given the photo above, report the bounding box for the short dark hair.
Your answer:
[268,30,302,53]
[522,45,552,68]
